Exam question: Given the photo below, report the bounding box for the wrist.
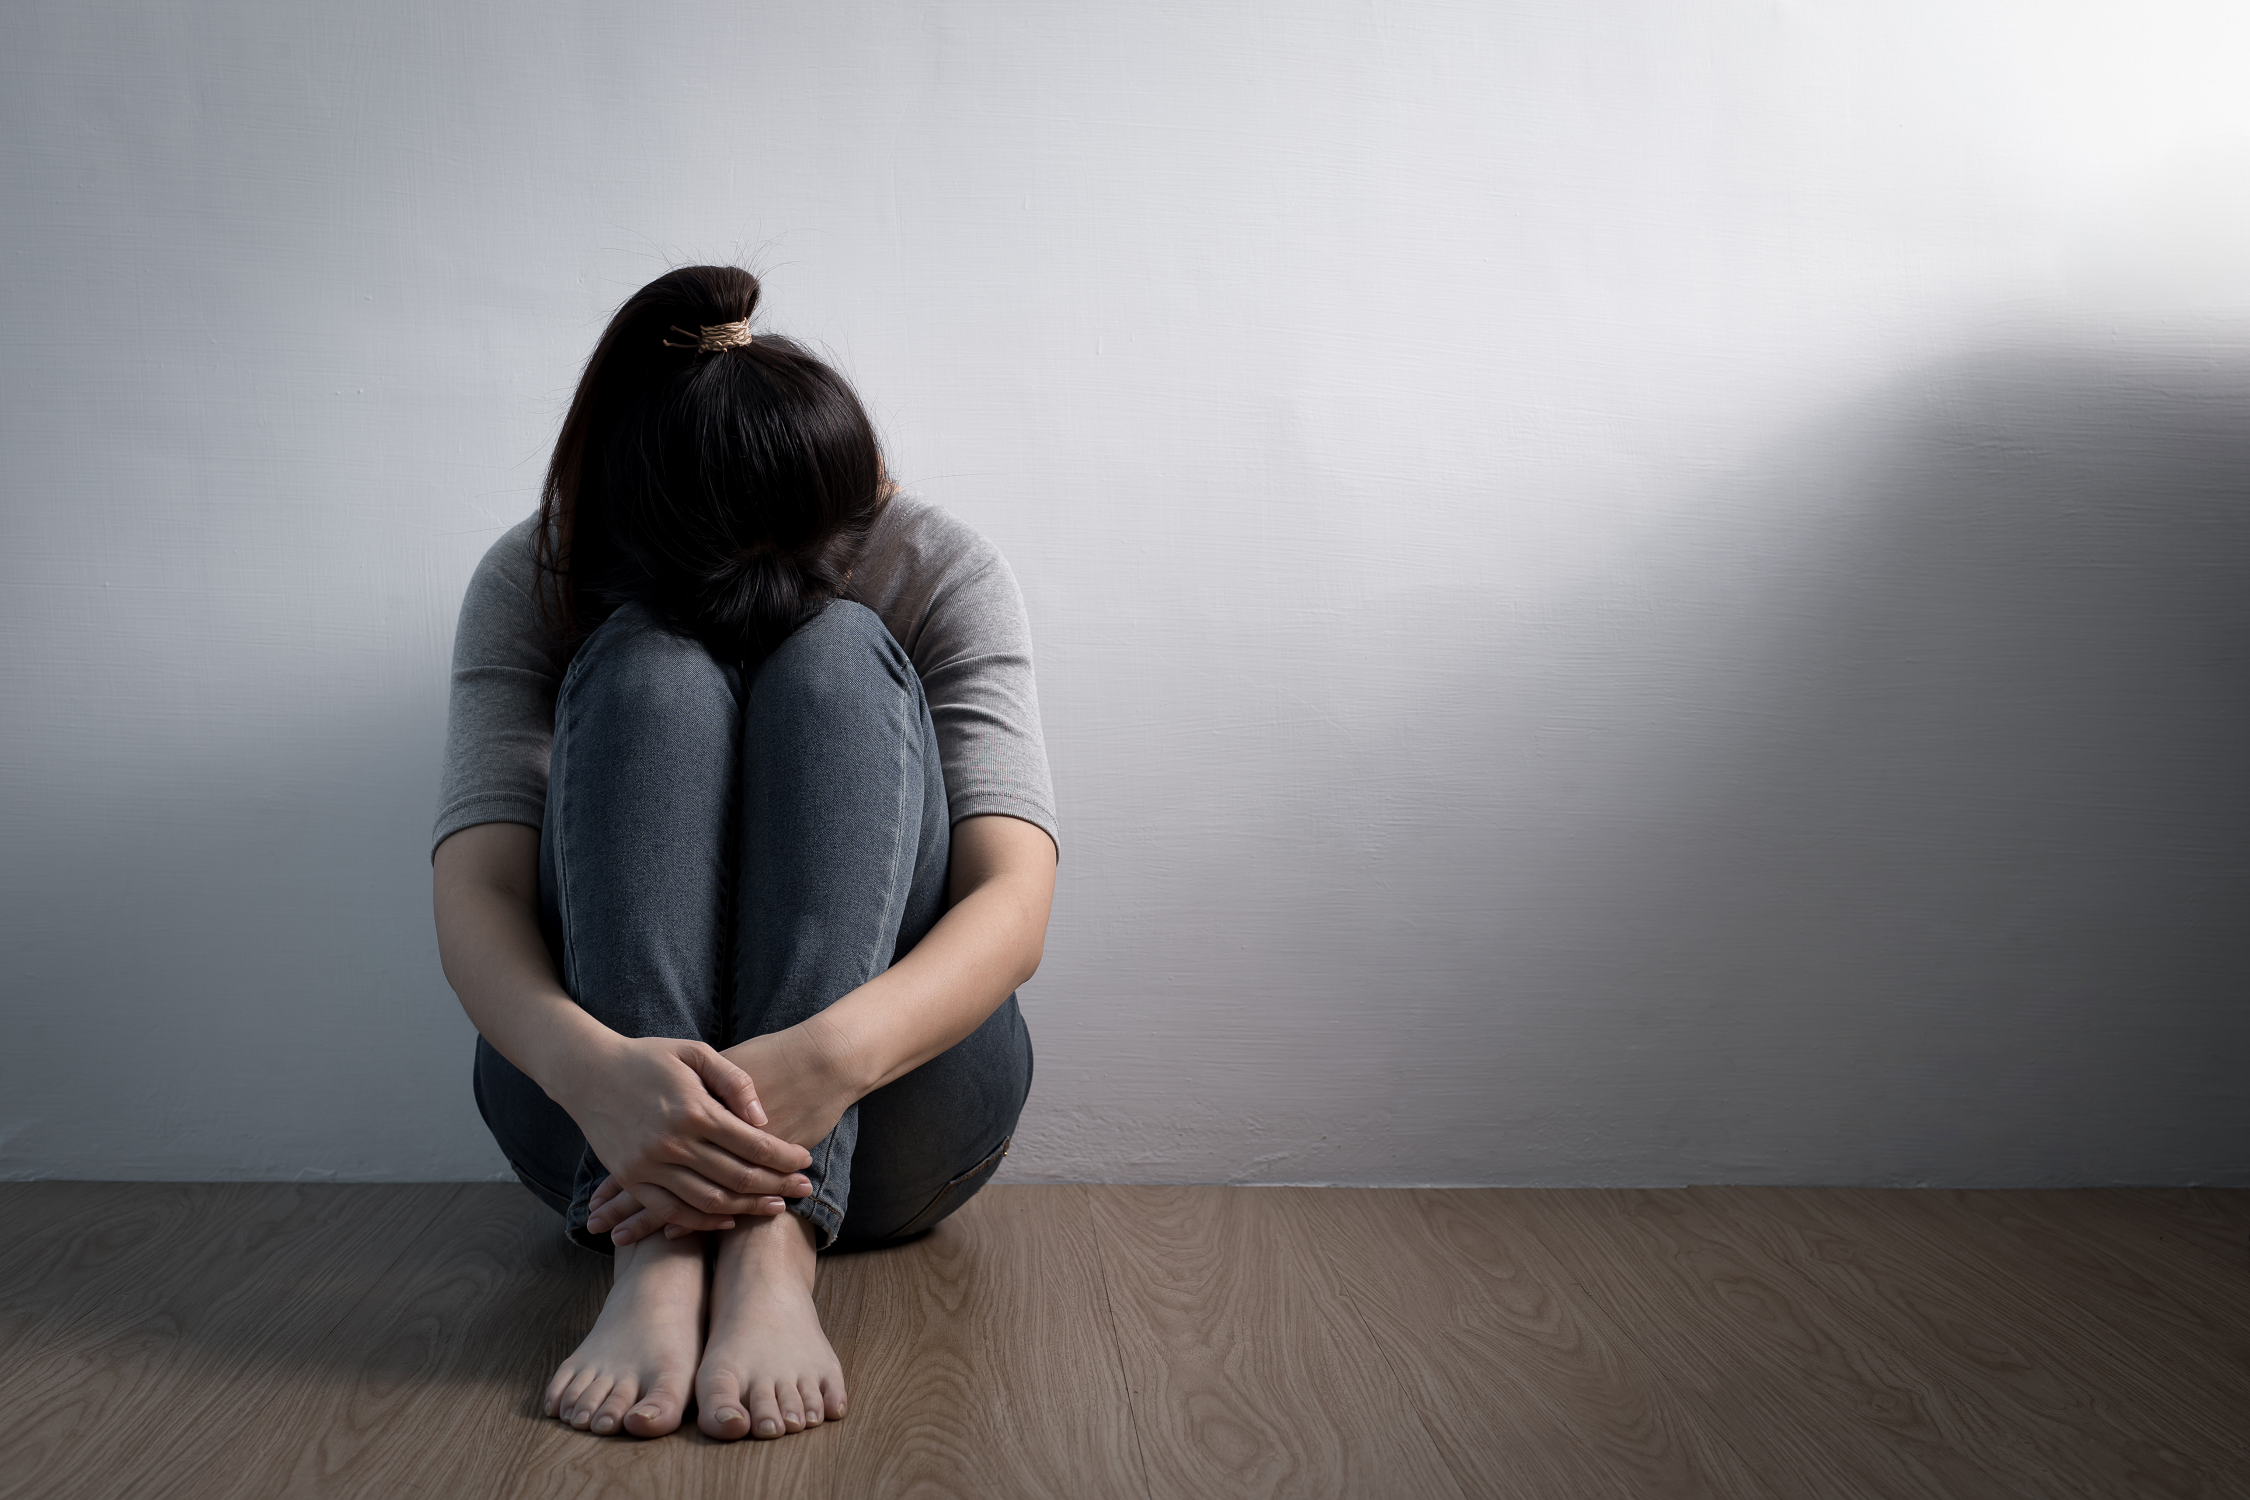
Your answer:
[528,1004,625,1112]
[798,1008,881,1101]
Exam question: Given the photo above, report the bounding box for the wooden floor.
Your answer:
[1,1185,2244,1499]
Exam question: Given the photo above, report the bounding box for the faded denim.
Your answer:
[472,597,1033,1253]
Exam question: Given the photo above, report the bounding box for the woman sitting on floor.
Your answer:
[430,264,1057,1441]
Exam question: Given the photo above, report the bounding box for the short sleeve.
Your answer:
[911,545,1059,855]
[847,498,1059,858]
[432,519,566,857]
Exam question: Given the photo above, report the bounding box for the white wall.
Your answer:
[4,1,2247,1187]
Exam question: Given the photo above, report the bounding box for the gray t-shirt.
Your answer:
[433,494,1056,858]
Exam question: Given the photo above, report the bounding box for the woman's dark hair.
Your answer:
[534,264,892,663]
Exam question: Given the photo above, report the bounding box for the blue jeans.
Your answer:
[472,598,1033,1254]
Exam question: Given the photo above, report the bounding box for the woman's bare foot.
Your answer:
[543,1230,706,1437]
[696,1210,847,1439]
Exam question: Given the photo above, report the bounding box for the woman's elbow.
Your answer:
[1014,931,1046,990]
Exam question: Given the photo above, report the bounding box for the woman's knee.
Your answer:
[559,598,742,730]
[747,599,917,726]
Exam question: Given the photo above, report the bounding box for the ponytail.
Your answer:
[535,264,891,664]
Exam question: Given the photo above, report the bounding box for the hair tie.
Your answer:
[663,318,754,353]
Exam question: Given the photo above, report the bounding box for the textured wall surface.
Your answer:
[4,2,2247,1185]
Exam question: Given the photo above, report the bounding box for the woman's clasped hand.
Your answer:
[559,1033,816,1236]
[586,1020,864,1245]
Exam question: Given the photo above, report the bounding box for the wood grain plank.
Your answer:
[1283,1187,1779,1499]
[10,1182,2244,1500]
[0,1184,459,1500]
[835,1184,1144,1500]
[164,1184,588,1499]
[1696,1187,2240,1500]
[0,1182,194,1372]
[0,1183,151,1317]
[1508,1187,2056,1498]
[1814,1191,2250,1476]
[2117,1188,2250,1278]
[1976,1190,2250,1326]
[1086,1184,1465,1500]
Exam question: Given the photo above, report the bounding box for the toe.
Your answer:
[542,1367,577,1419]
[570,1375,616,1429]
[795,1376,824,1427]
[698,1368,753,1442]
[776,1377,808,1434]
[819,1372,849,1422]
[552,1368,596,1424]
[746,1380,788,1440]
[590,1377,642,1436]
[623,1375,689,1438]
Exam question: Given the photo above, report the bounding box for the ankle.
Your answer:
[612,1226,705,1281]
[719,1209,818,1283]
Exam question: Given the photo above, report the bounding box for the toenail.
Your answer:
[593,1416,616,1433]
[714,1407,740,1422]
[633,1406,659,1419]
[756,1418,779,1436]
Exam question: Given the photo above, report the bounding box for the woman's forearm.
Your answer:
[806,813,1056,1098]
[441,814,1054,1135]
[437,821,814,1219]
[433,822,618,1103]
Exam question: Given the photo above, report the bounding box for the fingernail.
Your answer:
[764,1198,785,1212]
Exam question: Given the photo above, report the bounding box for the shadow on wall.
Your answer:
[1478,337,2250,1185]
[1007,333,2250,1189]
[0,693,496,1181]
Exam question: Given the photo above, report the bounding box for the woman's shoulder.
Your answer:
[850,492,1028,654]
[454,512,565,669]
[468,512,546,598]
[858,491,1006,583]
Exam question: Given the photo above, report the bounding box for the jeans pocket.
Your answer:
[884,1136,1012,1243]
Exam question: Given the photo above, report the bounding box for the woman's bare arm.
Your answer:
[432,822,811,1221]
[433,824,607,1092]
[710,813,1055,1144]
[817,812,1056,1094]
